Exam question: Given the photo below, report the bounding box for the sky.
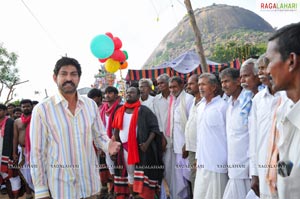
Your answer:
[0,0,299,102]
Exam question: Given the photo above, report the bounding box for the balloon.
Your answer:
[110,49,126,62]
[120,61,128,69]
[105,58,120,73]
[113,37,122,50]
[123,50,128,60]
[98,58,108,63]
[90,34,114,59]
[105,32,114,39]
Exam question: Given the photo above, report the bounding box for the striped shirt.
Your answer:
[30,92,109,199]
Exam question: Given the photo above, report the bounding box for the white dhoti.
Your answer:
[175,154,191,199]
[194,168,228,199]
[160,146,177,199]
[18,145,34,191]
[223,178,251,199]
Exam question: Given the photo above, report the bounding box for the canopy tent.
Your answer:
[126,50,241,81]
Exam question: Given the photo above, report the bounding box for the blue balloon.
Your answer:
[90,34,114,59]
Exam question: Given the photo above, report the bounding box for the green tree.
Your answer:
[210,41,267,63]
[0,43,21,104]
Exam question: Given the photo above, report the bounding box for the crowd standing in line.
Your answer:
[0,22,299,199]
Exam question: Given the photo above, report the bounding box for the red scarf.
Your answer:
[0,116,8,137]
[100,98,121,138]
[21,114,31,162]
[112,100,141,165]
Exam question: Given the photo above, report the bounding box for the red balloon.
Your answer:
[110,49,126,62]
[98,58,108,63]
[113,37,122,50]
[105,32,113,39]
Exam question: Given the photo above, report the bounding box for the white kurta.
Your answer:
[185,98,201,152]
[153,94,177,198]
[223,89,251,199]
[140,95,155,113]
[276,98,300,199]
[173,91,193,154]
[248,87,283,198]
[153,94,172,148]
[226,89,250,179]
[194,95,228,198]
[196,96,228,173]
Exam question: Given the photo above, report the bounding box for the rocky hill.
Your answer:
[143,4,274,68]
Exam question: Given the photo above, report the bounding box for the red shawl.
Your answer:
[21,114,31,162]
[112,101,141,165]
[100,98,120,138]
[0,116,8,137]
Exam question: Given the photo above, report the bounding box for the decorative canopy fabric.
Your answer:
[126,50,241,81]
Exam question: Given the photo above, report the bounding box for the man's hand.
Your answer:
[108,136,121,156]
[12,153,18,164]
[182,144,189,159]
[251,175,260,197]
[139,142,150,152]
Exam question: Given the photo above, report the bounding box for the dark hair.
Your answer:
[269,22,300,61]
[13,107,22,113]
[128,86,140,95]
[7,103,16,108]
[219,68,240,80]
[54,57,82,77]
[105,86,119,95]
[20,99,33,106]
[87,88,102,99]
[169,76,183,85]
[32,100,39,105]
[0,104,7,111]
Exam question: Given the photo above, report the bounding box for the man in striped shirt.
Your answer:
[30,57,121,199]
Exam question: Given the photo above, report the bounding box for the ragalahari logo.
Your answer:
[260,1,299,11]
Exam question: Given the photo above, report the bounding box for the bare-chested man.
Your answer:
[13,99,33,199]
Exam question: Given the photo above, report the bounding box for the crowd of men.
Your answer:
[0,22,299,199]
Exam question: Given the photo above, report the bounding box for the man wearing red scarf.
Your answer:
[112,87,164,199]
[0,104,21,198]
[13,99,33,199]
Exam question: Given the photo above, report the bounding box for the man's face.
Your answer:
[139,82,151,98]
[13,111,22,119]
[104,92,118,103]
[53,65,80,95]
[198,77,216,99]
[266,40,291,92]
[257,59,270,85]
[240,64,260,91]
[125,87,139,103]
[7,105,14,115]
[156,78,169,93]
[0,109,6,119]
[169,81,183,97]
[221,75,240,97]
[186,76,199,96]
[92,96,102,107]
[21,103,33,116]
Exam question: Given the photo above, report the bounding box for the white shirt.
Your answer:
[276,97,300,199]
[196,95,228,173]
[185,98,201,152]
[140,95,155,113]
[173,91,193,154]
[153,93,172,148]
[226,89,250,179]
[119,112,132,143]
[248,87,283,196]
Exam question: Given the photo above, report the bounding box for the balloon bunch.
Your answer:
[90,32,129,73]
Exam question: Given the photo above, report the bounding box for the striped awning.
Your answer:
[126,59,241,81]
